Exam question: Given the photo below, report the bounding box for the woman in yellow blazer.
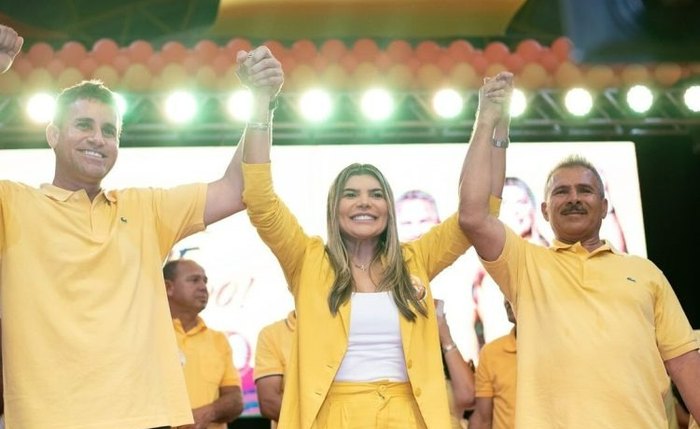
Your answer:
[237,48,512,429]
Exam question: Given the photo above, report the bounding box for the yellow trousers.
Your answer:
[311,381,428,429]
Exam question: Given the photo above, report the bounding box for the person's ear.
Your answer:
[541,201,549,221]
[46,123,59,149]
[165,280,174,297]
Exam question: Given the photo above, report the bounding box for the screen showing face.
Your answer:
[0,141,645,416]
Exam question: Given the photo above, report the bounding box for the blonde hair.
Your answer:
[325,163,427,321]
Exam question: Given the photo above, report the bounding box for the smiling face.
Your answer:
[47,98,120,190]
[541,166,608,245]
[337,174,389,243]
[396,196,439,241]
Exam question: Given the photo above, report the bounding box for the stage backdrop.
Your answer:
[0,141,645,416]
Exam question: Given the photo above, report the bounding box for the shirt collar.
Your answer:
[173,316,208,335]
[551,238,618,256]
[39,183,116,203]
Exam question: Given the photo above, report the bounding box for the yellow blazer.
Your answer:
[243,163,496,429]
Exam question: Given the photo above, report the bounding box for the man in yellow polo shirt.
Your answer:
[0,24,283,428]
[459,77,700,428]
[469,300,516,429]
[254,310,296,428]
[165,259,243,429]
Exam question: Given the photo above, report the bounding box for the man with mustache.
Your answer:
[458,78,700,428]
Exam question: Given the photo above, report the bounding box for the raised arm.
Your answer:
[458,73,513,262]
[0,24,23,74]
[203,46,283,225]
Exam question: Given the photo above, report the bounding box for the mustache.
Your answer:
[561,203,587,215]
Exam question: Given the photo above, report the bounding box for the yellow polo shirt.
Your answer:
[254,311,296,381]
[474,328,516,429]
[173,317,241,429]
[482,227,699,429]
[243,162,500,429]
[0,180,206,428]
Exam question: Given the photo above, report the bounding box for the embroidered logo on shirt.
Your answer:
[120,216,128,223]
[626,276,636,283]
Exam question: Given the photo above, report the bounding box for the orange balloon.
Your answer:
[11,57,34,77]
[313,56,328,72]
[161,41,188,63]
[538,49,560,74]
[416,64,444,89]
[57,67,85,89]
[516,39,543,63]
[91,39,119,65]
[447,40,475,62]
[183,56,200,74]
[484,42,510,64]
[320,39,347,62]
[621,64,650,86]
[376,52,393,71]
[415,41,442,64]
[519,62,549,89]
[321,63,349,90]
[111,54,131,75]
[129,40,154,64]
[436,53,455,74]
[226,38,254,56]
[78,58,98,77]
[353,38,379,63]
[585,65,615,90]
[386,39,413,63]
[147,53,166,75]
[449,62,478,89]
[194,39,219,63]
[554,62,584,88]
[211,53,233,76]
[28,42,55,67]
[292,39,317,63]
[122,64,152,91]
[503,53,525,74]
[263,40,286,60]
[386,63,414,90]
[551,37,573,62]
[91,65,120,88]
[58,41,87,67]
[485,63,507,78]
[470,53,489,75]
[339,53,359,73]
[653,63,683,87]
[46,58,66,78]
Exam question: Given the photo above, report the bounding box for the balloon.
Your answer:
[386,63,414,90]
[415,41,442,64]
[91,39,119,65]
[195,66,218,90]
[503,53,525,74]
[91,65,120,88]
[653,63,682,87]
[484,42,510,64]
[26,68,54,90]
[11,57,34,77]
[321,63,349,90]
[160,63,189,89]
[585,65,616,90]
[211,53,233,76]
[28,42,54,67]
[194,39,219,63]
[538,49,560,73]
[416,64,444,89]
[320,39,347,62]
[227,38,254,56]
[263,40,286,60]
[122,64,152,91]
[352,38,380,62]
[551,37,573,62]
[161,41,187,63]
[147,53,166,75]
[112,54,131,75]
[46,58,66,78]
[375,52,393,71]
[339,53,359,73]
[447,40,475,62]
[289,64,317,90]
[519,62,549,89]
[485,63,507,78]
[621,64,650,86]
[0,70,22,95]
[291,39,317,63]
[449,62,479,89]
[386,39,413,63]
[128,40,154,64]
[78,58,98,78]
[554,62,584,88]
[353,62,381,87]
[470,53,489,75]
[58,41,87,67]
[516,39,543,63]
[436,53,455,74]
[57,67,85,89]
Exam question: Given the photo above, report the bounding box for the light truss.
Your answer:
[0,88,698,149]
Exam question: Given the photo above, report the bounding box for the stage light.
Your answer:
[564,88,593,117]
[432,89,463,119]
[360,88,394,121]
[164,91,198,124]
[510,88,527,118]
[299,89,333,123]
[626,85,654,114]
[226,89,253,122]
[683,85,700,113]
[26,93,56,125]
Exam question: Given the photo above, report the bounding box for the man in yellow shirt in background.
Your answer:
[165,259,244,429]
[254,310,296,428]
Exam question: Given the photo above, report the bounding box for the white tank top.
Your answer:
[334,291,409,382]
